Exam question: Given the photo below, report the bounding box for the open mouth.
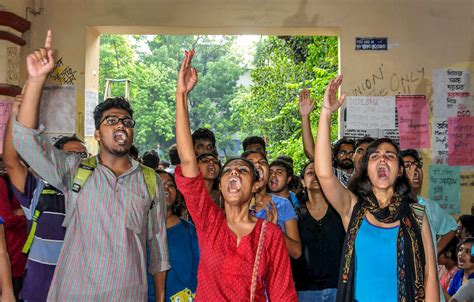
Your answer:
[377,166,389,179]
[256,168,264,181]
[207,164,216,175]
[113,130,128,145]
[227,176,242,193]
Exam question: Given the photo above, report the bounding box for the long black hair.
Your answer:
[348,138,415,205]
[156,169,184,217]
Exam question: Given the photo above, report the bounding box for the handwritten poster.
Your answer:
[396,95,430,149]
[448,117,474,166]
[346,96,396,130]
[429,165,460,214]
[39,85,76,134]
[0,100,13,154]
[433,69,472,119]
[432,118,449,165]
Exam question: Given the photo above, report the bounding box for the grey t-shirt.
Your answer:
[452,279,474,302]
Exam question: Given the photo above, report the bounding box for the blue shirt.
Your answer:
[448,269,474,296]
[354,217,399,302]
[418,196,457,255]
[148,219,199,301]
[255,194,297,233]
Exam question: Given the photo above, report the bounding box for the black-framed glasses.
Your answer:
[100,116,135,128]
[67,151,88,159]
[199,157,220,165]
[403,161,423,169]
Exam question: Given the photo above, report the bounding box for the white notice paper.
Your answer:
[346,96,396,130]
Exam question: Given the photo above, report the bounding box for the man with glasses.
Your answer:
[12,31,169,301]
[401,149,457,302]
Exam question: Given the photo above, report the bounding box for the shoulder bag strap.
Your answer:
[250,220,268,302]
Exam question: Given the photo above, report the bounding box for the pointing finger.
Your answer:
[44,30,52,49]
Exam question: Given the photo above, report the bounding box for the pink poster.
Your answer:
[448,116,474,166]
[396,95,430,149]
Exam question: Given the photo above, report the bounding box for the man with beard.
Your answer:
[12,31,170,301]
[332,138,355,174]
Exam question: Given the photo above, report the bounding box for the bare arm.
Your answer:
[283,219,302,259]
[4,85,28,193]
[299,89,315,160]
[17,30,54,129]
[153,271,166,302]
[0,226,15,302]
[422,214,440,302]
[176,50,199,178]
[437,230,456,257]
[314,76,354,227]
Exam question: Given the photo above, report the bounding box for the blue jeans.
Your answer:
[297,288,337,302]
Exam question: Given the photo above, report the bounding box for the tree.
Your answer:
[100,35,245,156]
[232,36,338,171]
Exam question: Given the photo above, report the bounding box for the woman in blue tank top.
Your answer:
[313,75,440,302]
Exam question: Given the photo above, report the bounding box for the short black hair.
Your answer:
[400,149,422,163]
[168,144,180,165]
[142,149,160,169]
[459,215,474,237]
[276,155,294,168]
[53,134,84,150]
[269,159,293,178]
[355,136,375,149]
[128,145,140,160]
[93,97,133,130]
[192,128,216,148]
[242,136,266,152]
[332,138,356,166]
[241,150,268,163]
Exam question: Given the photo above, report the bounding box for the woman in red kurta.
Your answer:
[175,49,297,301]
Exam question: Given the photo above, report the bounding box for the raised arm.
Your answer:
[17,30,54,129]
[314,76,354,227]
[12,31,77,191]
[176,50,199,178]
[4,85,28,193]
[299,89,315,160]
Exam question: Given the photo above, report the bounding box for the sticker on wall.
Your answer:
[355,37,388,50]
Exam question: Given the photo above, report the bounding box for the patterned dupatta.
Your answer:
[336,193,426,302]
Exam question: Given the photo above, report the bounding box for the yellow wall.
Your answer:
[3,0,474,213]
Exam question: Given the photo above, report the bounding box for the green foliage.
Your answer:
[232,36,339,172]
[99,35,244,156]
[99,34,339,168]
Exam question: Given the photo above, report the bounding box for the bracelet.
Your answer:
[322,104,332,113]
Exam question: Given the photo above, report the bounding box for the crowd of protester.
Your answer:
[0,30,473,301]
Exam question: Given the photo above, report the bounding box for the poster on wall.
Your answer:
[343,96,399,142]
[39,85,76,134]
[396,95,430,149]
[433,69,472,119]
[448,116,474,166]
[429,165,461,214]
[85,90,98,136]
[346,96,396,130]
[432,118,449,165]
[0,99,13,154]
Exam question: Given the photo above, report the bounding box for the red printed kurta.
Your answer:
[175,166,297,301]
